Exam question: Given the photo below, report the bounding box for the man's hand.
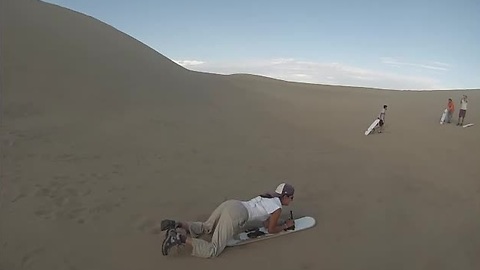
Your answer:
[284,219,295,230]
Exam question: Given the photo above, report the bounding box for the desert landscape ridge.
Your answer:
[1,0,479,269]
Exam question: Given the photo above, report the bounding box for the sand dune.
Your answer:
[1,0,479,269]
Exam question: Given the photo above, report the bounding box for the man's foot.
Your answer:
[162,229,183,256]
[161,219,178,231]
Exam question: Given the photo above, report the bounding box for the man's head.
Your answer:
[274,183,295,206]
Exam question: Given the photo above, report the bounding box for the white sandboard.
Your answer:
[365,119,380,135]
[440,109,447,124]
[463,123,474,128]
[227,216,316,247]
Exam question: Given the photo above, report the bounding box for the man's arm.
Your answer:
[266,209,290,234]
[263,217,270,228]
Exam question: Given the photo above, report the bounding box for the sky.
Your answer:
[43,0,480,90]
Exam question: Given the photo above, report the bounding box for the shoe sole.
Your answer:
[162,229,180,256]
[160,220,176,231]
[161,230,171,256]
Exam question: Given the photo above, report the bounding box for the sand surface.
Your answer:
[1,1,479,269]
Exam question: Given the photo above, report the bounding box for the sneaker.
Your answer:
[160,219,178,231]
[162,229,182,256]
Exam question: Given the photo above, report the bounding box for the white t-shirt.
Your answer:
[379,108,386,121]
[461,99,468,110]
[241,196,282,222]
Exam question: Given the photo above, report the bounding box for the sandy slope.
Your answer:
[1,0,479,269]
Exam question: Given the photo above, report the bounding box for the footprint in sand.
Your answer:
[134,217,162,234]
[33,179,88,222]
[20,247,72,270]
[34,208,54,220]
[11,188,29,203]
[21,248,45,268]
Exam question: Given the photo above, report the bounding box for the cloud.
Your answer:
[431,61,450,67]
[381,57,450,71]
[174,60,205,66]
[271,58,295,65]
[175,58,445,90]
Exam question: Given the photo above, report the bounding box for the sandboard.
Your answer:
[365,118,380,135]
[440,109,448,124]
[227,216,316,247]
[463,123,474,128]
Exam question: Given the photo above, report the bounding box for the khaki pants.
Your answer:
[187,200,249,258]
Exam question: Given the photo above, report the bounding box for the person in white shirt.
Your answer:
[457,95,468,126]
[160,183,295,258]
[376,105,388,133]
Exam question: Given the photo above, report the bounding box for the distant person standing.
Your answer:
[446,98,455,123]
[377,105,387,133]
[457,95,468,126]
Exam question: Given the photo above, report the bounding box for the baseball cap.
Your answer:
[274,183,295,197]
